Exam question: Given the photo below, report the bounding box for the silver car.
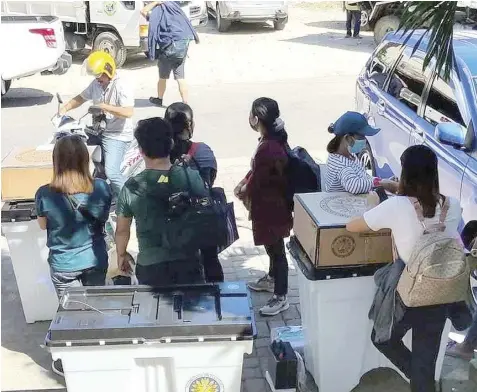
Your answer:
[206,1,288,32]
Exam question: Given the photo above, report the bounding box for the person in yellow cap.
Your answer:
[58,50,134,198]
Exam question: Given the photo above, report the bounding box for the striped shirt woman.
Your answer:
[324,111,380,195]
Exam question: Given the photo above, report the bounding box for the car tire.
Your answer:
[360,9,371,31]
[373,15,400,45]
[1,79,11,96]
[216,3,231,32]
[358,142,376,177]
[93,31,128,68]
[274,19,287,31]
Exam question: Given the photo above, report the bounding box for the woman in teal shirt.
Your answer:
[35,136,112,376]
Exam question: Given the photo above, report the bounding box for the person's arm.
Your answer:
[98,82,135,119]
[59,95,86,115]
[97,103,133,119]
[37,216,47,230]
[140,1,162,18]
[339,165,374,194]
[116,216,133,272]
[34,188,47,230]
[347,198,395,233]
[379,179,399,194]
[115,186,134,272]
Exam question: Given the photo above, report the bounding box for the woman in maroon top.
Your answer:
[234,97,292,316]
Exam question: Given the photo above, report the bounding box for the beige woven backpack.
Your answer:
[397,197,470,307]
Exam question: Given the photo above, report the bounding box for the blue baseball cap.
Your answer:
[330,111,380,137]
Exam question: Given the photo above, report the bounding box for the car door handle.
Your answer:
[377,99,386,114]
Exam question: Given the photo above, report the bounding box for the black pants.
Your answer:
[201,246,224,283]
[265,239,288,296]
[373,304,448,392]
[346,9,361,36]
[136,258,204,286]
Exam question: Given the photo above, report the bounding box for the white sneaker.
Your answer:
[247,274,274,293]
[259,295,289,316]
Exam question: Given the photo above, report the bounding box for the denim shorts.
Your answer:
[50,266,107,299]
[157,41,189,80]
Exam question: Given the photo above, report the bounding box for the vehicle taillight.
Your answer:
[29,28,57,48]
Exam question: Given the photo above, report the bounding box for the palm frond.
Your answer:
[399,1,457,81]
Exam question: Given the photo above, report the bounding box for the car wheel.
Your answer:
[373,15,400,45]
[274,19,287,31]
[1,79,11,96]
[358,143,376,177]
[216,2,231,32]
[93,31,128,68]
[360,9,371,31]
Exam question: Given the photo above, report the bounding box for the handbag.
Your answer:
[187,143,239,252]
[162,162,229,252]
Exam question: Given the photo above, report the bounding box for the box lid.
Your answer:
[2,147,55,169]
[294,192,371,228]
[2,145,98,169]
[45,282,256,347]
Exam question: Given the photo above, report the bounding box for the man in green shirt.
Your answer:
[115,117,209,285]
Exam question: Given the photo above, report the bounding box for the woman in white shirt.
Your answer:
[325,111,398,195]
[347,145,462,392]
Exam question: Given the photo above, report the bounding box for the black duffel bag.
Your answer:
[162,163,228,252]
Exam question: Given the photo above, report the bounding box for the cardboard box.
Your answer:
[2,145,98,201]
[293,192,393,267]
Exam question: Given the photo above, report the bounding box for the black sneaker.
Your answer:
[345,34,352,38]
[51,359,64,377]
[149,97,163,107]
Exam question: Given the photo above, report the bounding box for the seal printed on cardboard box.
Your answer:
[293,192,393,267]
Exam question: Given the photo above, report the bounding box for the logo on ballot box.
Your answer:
[186,374,223,392]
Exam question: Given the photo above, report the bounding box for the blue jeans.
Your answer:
[50,266,107,299]
[101,137,129,198]
[346,10,361,36]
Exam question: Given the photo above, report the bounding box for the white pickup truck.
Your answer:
[0,15,72,96]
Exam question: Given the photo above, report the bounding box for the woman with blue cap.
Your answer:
[325,111,398,195]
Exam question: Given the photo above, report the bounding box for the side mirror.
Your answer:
[434,122,466,148]
[56,93,63,104]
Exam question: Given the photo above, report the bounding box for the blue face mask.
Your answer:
[348,139,367,154]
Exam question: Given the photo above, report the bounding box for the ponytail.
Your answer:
[326,124,343,153]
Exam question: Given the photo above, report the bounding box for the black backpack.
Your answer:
[285,146,321,207]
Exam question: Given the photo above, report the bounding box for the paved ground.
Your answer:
[1,4,476,392]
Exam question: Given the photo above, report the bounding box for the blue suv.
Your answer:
[356,30,477,248]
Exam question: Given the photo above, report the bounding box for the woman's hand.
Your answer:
[117,252,135,274]
[380,179,399,194]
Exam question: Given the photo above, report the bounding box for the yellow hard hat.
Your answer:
[81,51,116,79]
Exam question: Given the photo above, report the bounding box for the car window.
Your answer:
[387,54,427,113]
[424,76,465,127]
[367,42,402,89]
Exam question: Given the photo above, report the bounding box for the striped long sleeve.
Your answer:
[325,153,374,195]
